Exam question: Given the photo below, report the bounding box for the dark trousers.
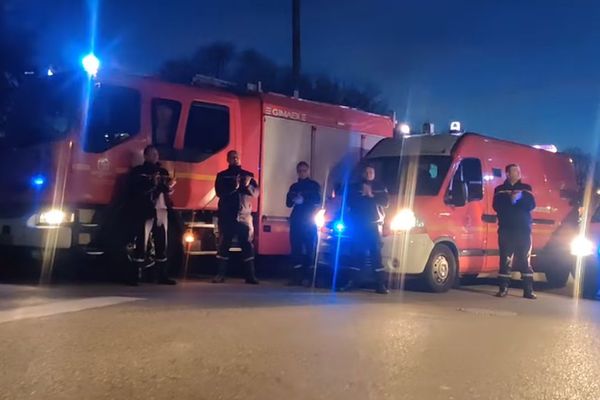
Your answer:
[289,220,317,282]
[217,219,255,263]
[351,223,384,281]
[290,220,317,267]
[498,230,533,279]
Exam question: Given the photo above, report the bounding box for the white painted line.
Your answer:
[0,296,144,324]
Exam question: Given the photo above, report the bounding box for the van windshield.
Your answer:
[0,74,81,147]
[367,155,452,196]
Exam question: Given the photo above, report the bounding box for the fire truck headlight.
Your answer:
[570,235,595,257]
[314,209,326,228]
[38,209,73,226]
[183,231,195,244]
[390,209,418,232]
[82,53,100,76]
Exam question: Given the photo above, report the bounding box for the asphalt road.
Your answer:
[1,277,599,400]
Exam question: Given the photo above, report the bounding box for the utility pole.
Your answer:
[292,0,301,98]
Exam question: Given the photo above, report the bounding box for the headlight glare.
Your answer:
[570,235,595,257]
[390,209,418,232]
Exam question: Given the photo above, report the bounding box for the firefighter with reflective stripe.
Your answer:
[129,145,177,286]
[342,164,390,294]
[212,150,260,284]
[286,161,322,286]
[493,163,537,299]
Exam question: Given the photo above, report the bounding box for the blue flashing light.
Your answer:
[334,221,346,233]
[82,53,100,76]
[47,68,54,77]
[31,175,46,188]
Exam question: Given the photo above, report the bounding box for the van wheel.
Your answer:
[545,267,571,288]
[422,244,457,293]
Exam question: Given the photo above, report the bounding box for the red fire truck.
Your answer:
[317,125,580,292]
[0,64,393,275]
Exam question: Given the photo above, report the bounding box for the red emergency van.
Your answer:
[568,194,600,298]
[0,68,393,274]
[318,129,579,292]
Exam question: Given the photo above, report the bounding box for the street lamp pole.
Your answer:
[292,0,301,97]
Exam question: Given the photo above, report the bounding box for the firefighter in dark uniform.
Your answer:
[343,164,390,294]
[493,163,537,299]
[285,161,322,285]
[129,145,177,286]
[212,150,260,284]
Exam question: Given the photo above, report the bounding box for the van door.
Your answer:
[444,158,486,274]
[481,165,504,272]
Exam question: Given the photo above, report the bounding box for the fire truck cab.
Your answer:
[0,67,393,276]
[318,128,579,292]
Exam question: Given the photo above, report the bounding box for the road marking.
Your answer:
[0,296,144,324]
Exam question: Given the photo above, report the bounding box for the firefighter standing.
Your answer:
[493,164,537,299]
[344,164,390,294]
[285,161,322,285]
[129,145,177,286]
[212,150,260,284]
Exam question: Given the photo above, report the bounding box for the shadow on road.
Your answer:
[3,252,598,311]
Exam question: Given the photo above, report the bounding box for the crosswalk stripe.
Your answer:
[0,296,144,324]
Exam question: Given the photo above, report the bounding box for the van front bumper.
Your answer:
[317,232,434,274]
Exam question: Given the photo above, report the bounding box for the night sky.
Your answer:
[7,0,600,150]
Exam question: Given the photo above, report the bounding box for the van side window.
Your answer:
[151,99,181,161]
[492,168,502,178]
[462,158,484,201]
[446,158,483,205]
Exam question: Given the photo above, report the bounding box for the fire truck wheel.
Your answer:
[544,267,571,288]
[422,244,456,293]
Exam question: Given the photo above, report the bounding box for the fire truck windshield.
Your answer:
[367,155,452,196]
[0,74,80,147]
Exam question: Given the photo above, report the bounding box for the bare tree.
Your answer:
[564,147,596,189]
[158,41,390,115]
[190,42,235,79]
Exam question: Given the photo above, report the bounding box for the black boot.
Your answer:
[286,264,304,286]
[496,277,509,297]
[375,271,389,295]
[302,267,315,288]
[212,258,227,283]
[156,261,177,285]
[338,279,355,292]
[338,268,359,292]
[244,259,259,285]
[125,260,142,286]
[523,276,537,300]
